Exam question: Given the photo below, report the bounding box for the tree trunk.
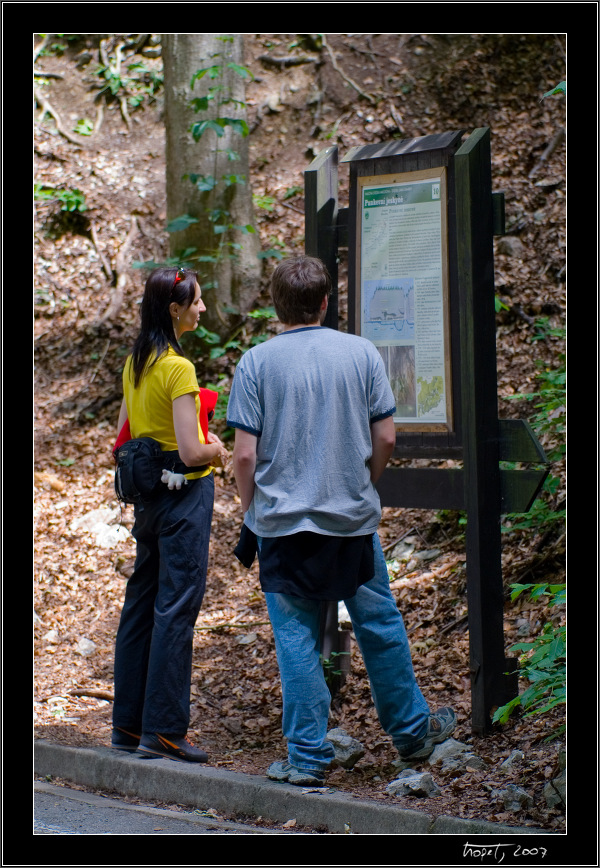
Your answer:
[162,33,261,338]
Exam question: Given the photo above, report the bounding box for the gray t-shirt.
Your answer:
[226,326,396,538]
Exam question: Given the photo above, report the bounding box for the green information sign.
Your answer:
[356,169,453,431]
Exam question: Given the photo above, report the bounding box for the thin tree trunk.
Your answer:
[162,33,261,337]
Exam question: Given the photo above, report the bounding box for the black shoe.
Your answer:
[111,726,141,752]
[137,733,208,763]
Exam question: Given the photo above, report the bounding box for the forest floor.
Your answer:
[34,34,566,833]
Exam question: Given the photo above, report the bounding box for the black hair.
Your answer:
[130,266,198,387]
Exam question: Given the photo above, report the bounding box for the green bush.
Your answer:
[34,184,87,212]
[498,317,565,735]
[494,583,565,738]
[503,321,565,536]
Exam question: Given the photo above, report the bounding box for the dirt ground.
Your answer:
[34,33,566,832]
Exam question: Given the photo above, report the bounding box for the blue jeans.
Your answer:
[264,533,430,771]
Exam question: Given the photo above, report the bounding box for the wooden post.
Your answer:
[454,128,518,733]
[305,146,348,687]
[304,145,339,329]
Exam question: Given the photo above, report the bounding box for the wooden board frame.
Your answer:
[354,167,453,433]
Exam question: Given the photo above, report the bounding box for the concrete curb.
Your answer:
[34,739,547,836]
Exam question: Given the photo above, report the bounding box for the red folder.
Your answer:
[113,388,219,454]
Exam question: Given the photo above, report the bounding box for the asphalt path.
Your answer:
[34,782,308,836]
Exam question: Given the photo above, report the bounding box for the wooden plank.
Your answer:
[377,467,465,509]
[378,465,548,514]
[498,419,548,463]
[341,131,465,163]
[501,468,549,514]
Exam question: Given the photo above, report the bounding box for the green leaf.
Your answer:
[177,248,199,260]
[214,117,249,137]
[257,248,284,260]
[508,583,532,601]
[492,696,521,724]
[222,174,246,186]
[508,640,535,655]
[248,307,276,319]
[186,173,218,192]
[254,194,276,211]
[190,96,212,112]
[73,118,94,136]
[191,119,227,140]
[36,186,88,212]
[190,66,221,88]
[34,184,57,201]
[227,62,254,80]
[167,214,199,233]
[542,80,566,99]
[132,259,163,270]
[195,325,222,345]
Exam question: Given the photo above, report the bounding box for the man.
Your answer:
[227,255,455,786]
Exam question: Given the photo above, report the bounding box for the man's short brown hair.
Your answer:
[270,256,332,325]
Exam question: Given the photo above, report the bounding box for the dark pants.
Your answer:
[113,473,214,735]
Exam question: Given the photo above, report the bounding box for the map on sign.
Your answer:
[417,374,445,417]
[362,279,415,342]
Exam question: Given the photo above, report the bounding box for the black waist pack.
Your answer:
[114,437,207,505]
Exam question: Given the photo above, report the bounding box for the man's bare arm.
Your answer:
[370,416,396,483]
[233,429,258,512]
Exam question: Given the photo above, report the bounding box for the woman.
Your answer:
[111,266,228,763]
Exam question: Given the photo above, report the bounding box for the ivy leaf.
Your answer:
[185,173,218,192]
[215,117,249,137]
[190,66,220,88]
[191,119,227,140]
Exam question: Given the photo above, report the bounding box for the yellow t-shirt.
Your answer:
[123,348,211,479]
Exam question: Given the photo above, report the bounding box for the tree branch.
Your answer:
[69,689,114,701]
[258,55,317,68]
[528,128,565,179]
[90,221,114,281]
[96,217,139,325]
[321,34,375,105]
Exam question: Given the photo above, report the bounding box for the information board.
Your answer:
[355,168,453,431]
